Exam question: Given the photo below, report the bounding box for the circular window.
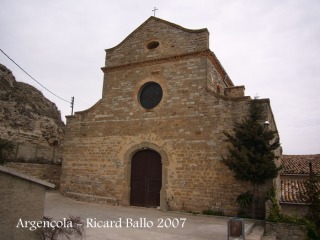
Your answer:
[139,82,163,109]
[146,41,160,50]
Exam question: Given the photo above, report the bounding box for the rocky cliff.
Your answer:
[0,64,64,157]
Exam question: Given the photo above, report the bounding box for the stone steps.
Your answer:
[246,224,265,240]
[245,223,277,240]
[261,236,276,240]
[228,220,276,240]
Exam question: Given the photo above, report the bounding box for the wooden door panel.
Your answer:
[147,179,161,207]
[130,179,146,206]
[130,150,162,207]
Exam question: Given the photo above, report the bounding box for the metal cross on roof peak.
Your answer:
[152,7,158,17]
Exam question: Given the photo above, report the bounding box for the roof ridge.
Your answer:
[105,16,208,52]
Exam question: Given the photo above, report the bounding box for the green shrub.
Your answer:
[267,187,320,240]
[236,191,253,217]
[202,209,224,216]
[0,138,14,164]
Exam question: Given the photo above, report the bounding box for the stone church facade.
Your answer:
[60,17,279,215]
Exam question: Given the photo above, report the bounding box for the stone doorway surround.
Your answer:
[122,142,169,210]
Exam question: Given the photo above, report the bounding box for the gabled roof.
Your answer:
[106,16,209,51]
[281,154,320,175]
[0,165,55,188]
[102,17,235,87]
[280,154,320,205]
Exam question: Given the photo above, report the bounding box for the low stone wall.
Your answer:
[265,221,307,240]
[0,167,50,240]
[5,142,63,163]
[4,162,61,188]
[280,204,309,218]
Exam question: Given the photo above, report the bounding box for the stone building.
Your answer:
[60,17,280,215]
[279,154,320,217]
[0,165,54,240]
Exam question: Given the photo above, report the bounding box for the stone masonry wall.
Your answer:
[0,172,46,240]
[61,17,279,215]
[9,142,63,163]
[62,59,275,215]
[105,17,209,68]
[5,162,61,188]
[265,222,307,240]
[280,204,309,218]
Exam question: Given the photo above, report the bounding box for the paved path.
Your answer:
[44,191,251,240]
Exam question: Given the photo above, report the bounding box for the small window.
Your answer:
[146,41,160,50]
[139,82,163,109]
[217,85,221,93]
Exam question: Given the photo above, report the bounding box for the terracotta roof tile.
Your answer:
[281,179,306,204]
[280,154,320,175]
[280,179,320,204]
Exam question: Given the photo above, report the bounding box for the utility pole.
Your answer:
[71,96,74,115]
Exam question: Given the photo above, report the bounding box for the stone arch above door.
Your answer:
[122,142,169,210]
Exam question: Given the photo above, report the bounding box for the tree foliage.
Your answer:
[305,168,320,235]
[0,138,14,164]
[222,99,281,185]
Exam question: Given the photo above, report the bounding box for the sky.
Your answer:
[0,0,319,155]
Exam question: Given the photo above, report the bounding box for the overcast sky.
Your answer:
[1,0,319,155]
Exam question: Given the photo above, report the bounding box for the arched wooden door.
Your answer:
[130,149,162,207]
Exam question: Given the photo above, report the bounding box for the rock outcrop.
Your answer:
[0,63,65,161]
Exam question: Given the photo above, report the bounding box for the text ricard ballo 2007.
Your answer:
[16,217,187,231]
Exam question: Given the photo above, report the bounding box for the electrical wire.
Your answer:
[0,48,71,104]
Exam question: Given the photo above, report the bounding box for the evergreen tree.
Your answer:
[222,98,281,218]
[305,163,320,234]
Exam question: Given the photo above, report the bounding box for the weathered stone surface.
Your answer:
[0,166,54,240]
[4,162,61,188]
[0,63,64,162]
[61,17,280,215]
[265,222,307,240]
